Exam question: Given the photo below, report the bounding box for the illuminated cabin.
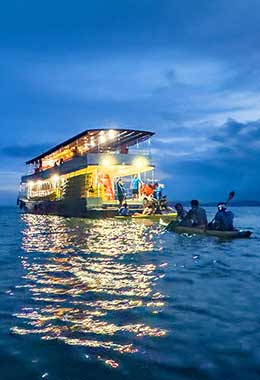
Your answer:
[18,129,155,217]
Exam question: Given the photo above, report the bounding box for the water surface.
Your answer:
[1,207,260,380]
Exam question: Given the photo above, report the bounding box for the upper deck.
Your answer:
[22,128,154,182]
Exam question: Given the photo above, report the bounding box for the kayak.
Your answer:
[167,223,252,239]
[115,212,177,221]
[133,212,177,220]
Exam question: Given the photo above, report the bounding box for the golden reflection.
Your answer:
[12,214,167,365]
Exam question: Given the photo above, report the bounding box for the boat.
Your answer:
[17,128,159,218]
[115,212,177,221]
[167,223,252,239]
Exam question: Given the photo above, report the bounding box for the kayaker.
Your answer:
[119,202,129,216]
[116,178,126,207]
[174,203,188,222]
[208,203,234,231]
[181,200,208,228]
[131,175,142,200]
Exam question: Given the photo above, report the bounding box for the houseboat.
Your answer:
[17,128,156,217]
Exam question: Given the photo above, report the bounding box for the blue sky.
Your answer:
[1,0,260,204]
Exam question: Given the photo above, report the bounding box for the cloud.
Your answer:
[1,144,50,159]
[156,118,260,200]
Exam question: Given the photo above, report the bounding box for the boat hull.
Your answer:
[18,198,141,219]
[115,212,177,221]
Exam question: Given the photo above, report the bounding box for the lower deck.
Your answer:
[18,198,144,218]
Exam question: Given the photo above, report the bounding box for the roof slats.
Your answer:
[26,128,154,164]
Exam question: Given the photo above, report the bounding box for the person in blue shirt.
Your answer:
[153,183,163,200]
[208,203,234,231]
[131,175,142,199]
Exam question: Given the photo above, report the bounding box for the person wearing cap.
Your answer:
[208,203,234,231]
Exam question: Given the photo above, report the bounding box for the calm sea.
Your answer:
[0,206,260,380]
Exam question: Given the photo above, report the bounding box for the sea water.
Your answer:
[0,206,260,380]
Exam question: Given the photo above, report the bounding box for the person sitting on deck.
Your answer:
[174,203,188,222]
[133,197,155,216]
[142,204,155,215]
[72,146,80,157]
[119,202,129,216]
[146,195,160,214]
[180,200,208,228]
[160,196,174,213]
[208,203,234,231]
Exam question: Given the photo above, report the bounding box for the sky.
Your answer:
[0,0,260,204]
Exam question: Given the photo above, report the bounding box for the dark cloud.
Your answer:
[211,118,260,157]
[157,118,260,201]
[1,144,50,159]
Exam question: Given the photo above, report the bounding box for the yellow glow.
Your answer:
[52,175,59,183]
[133,157,148,169]
[108,129,117,140]
[28,181,34,187]
[102,159,110,167]
[100,155,116,167]
[99,134,106,144]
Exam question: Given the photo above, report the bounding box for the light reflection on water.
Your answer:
[12,214,167,366]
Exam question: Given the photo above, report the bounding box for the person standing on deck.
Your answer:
[116,178,126,207]
[130,175,142,200]
[153,183,163,200]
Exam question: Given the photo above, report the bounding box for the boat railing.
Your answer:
[22,152,154,182]
[86,152,152,165]
[22,155,88,182]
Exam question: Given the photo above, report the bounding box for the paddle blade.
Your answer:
[227,191,235,203]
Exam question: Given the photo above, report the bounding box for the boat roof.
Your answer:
[26,128,154,164]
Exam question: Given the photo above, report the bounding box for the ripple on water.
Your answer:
[11,214,167,367]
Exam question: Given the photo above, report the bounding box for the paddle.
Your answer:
[226,191,235,207]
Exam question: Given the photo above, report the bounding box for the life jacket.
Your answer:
[141,184,154,196]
